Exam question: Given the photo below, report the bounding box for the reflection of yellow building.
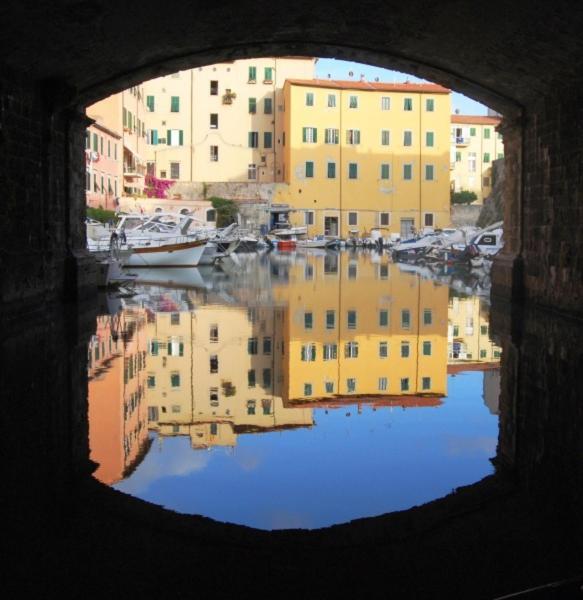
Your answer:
[272,255,448,400]
[274,80,452,238]
[144,304,313,448]
[450,115,504,203]
[447,295,501,364]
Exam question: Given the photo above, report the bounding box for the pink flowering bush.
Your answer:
[144,175,174,199]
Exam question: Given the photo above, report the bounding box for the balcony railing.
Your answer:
[455,136,470,146]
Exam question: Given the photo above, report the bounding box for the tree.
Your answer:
[450,190,478,205]
[210,196,239,228]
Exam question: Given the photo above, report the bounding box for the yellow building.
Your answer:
[447,295,502,364]
[141,58,316,183]
[272,254,449,400]
[450,115,504,203]
[274,80,452,238]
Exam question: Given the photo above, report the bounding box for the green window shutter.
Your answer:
[146,95,155,111]
[455,151,461,162]
[248,132,253,147]
[313,128,317,143]
[264,67,273,81]
[171,96,180,112]
[470,127,477,136]
[264,98,272,114]
[151,129,158,145]
[302,127,307,143]
[404,98,413,110]
[426,131,434,146]
[179,130,184,146]
[305,161,314,177]
[426,98,434,111]
[92,133,98,151]
[484,152,491,162]
[425,164,434,180]
[179,342,184,356]
[498,152,504,159]
[327,162,335,178]
[167,130,171,144]
[249,98,256,113]
[264,132,272,148]
[381,164,389,179]
[484,128,491,139]
[349,163,357,179]
[404,164,412,180]
[248,66,256,81]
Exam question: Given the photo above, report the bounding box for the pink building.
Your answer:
[85,122,122,209]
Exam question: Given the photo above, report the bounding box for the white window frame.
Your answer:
[403,163,413,180]
[381,129,390,146]
[304,210,314,226]
[425,164,435,181]
[381,96,391,110]
[403,130,413,147]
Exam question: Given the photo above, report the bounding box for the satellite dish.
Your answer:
[348,71,353,77]
[327,73,331,79]
[374,77,379,82]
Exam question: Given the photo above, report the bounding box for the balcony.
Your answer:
[455,136,470,146]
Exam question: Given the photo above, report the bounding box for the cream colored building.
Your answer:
[141,57,316,184]
[450,115,504,203]
[274,80,452,238]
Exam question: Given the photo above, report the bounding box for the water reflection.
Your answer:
[87,251,501,528]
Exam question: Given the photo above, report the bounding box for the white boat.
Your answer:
[122,236,209,267]
[296,235,339,249]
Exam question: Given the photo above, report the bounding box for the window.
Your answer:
[401,378,410,392]
[494,350,501,358]
[170,372,181,387]
[403,130,412,146]
[301,344,317,362]
[401,309,411,329]
[302,127,317,143]
[248,369,256,387]
[247,400,256,415]
[401,342,410,358]
[423,341,432,356]
[305,161,314,178]
[378,377,388,391]
[167,339,184,356]
[379,309,389,327]
[167,129,184,146]
[206,209,216,222]
[349,95,358,108]
[346,378,357,393]
[210,80,218,95]
[453,325,460,336]
[468,152,477,172]
[304,210,314,225]
[484,127,491,139]
[325,381,335,393]
[304,383,313,396]
[210,113,218,128]
[248,97,257,114]
[304,311,313,329]
[481,325,488,335]
[304,263,314,280]
[422,377,431,390]
[455,151,462,162]
[146,95,155,112]
[404,97,413,111]
[423,309,433,325]
[347,310,357,329]
[484,152,491,163]
[379,341,388,358]
[264,132,273,149]
[348,163,358,179]
[403,164,413,180]
[248,131,259,148]
[470,127,477,136]
[348,212,358,226]
[323,343,337,361]
[148,129,158,145]
[348,262,357,279]
[247,337,258,355]
[264,98,273,114]
[381,96,391,110]
[248,164,257,180]
[262,368,271,388]
[498,152,504,159]
[327,94,336,107]
[480,349,488,359]
[170,162,180,179]
[262,399,272,415]
[261,337,272,355]
[426,98,435,111]
[147,375,156,388]
[306,92,314,106]
[379,212,390,226]
[426,131,434,147]
[324,128,339,144]
[425,164,435,180]
[210,145,218,161]
[327,162,336,178]
[210,355,219,373]
[381,130,390,146]
[346,129,360,144]
[380,163,390,180]
[326,310,335,329]
[345,341,359,358]
[150,340,159,355]
[248,66,256,82]
[170,96,180,112]
[264,67,273,82]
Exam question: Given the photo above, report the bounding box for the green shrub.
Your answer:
[451,190,478,205]
[210,196,239,228]
[87,206,117,223]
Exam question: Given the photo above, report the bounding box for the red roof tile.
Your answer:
[451,115,501,125]
[286,79,450,94]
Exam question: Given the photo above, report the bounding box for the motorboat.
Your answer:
[296,235,339,250]
[270,226,308,250]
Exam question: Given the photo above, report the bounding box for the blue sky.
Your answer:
[315,58,488,116]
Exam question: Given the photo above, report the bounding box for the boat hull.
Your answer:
[122,239,208,267]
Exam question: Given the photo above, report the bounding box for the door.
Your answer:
[324,216,338,236]
[400,218,415,240]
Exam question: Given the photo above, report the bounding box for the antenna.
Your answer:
[327,73,331,79]
[374,77,379,82]
[348,70,354,78]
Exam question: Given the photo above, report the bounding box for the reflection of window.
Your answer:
[379,310,389,327]
[248,369,256,387]
[263,337,272,355]
[378,377,388,391]
[348,262,357,279]
[379,341,388,358]
[247,400,256,415]
[422,377,431,390]
[247,337,258,354]
[323,343,337,361]
[210,325,219,342]
[453,325,459,336]
[347,378,357,392]
[262,399,272,415]
[210,80,218,95]
[210,146,219,161]
[325,381,334,393]
[401,377,410,391]
[170,372,181,387]
[210,355,218,373]
[326,310,335,329]
[147,375,156,388]
[262,368,271,388]
[480,349,487,358]
[304,383,313,396]
[347,310,357,329]
[171,313,180,325]
[301,344,316,361]
[481,325,488,335]
[210,423,218,436]
[345,341,359,358]
[423,309,432,325]
[304,311,313,329]
[210,113,218,128]
[171,405,181,413]
[401,342,410,358]
[304,263,314,280]
[401,309,411,329]
[148,406,159,422]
